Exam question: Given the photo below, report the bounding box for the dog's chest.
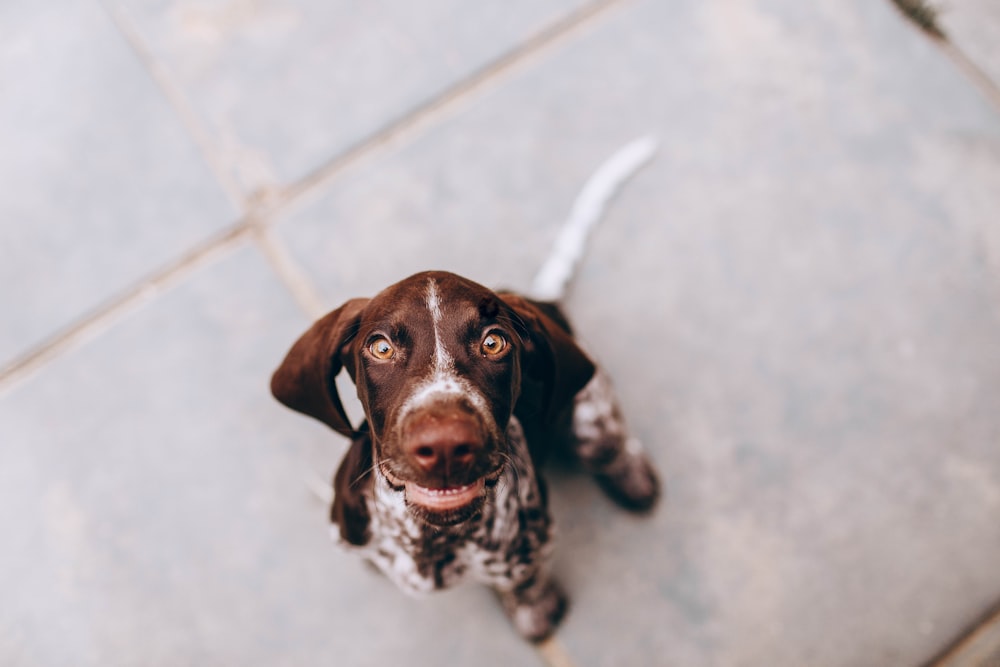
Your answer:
[344,420,551,596]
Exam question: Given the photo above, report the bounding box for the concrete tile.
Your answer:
[273,0,1000,664]
[112,0,593,192]
[936,0,1000,87]
[0,244,541,666]
[0,0,237,368]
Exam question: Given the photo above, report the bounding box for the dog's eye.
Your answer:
[481,333,507,357]
[369,337,395,360]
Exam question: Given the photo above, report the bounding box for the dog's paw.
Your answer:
[595,440,661,513]
[498,579,568,642]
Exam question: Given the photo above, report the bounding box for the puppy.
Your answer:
[271,270,660,640]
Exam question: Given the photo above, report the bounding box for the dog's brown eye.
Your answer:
[369,337,395,360]
[481,333,506,357]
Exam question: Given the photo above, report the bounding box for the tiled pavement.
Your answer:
[3,1,1000,665]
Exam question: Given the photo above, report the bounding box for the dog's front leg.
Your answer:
[495,568,567,642]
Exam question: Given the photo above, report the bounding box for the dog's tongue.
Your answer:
[405,479,484,511]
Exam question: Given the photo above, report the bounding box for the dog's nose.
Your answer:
[403,414,483,476]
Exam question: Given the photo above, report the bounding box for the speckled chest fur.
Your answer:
[348,417,551,595]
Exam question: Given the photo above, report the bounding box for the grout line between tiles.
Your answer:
[936,39,1000,113]
[924,599,1000,667]
[248,218,327,320]
[102,1,328,323]
[267,0,630,218]
[537,636,581,667]
[0,223,250,395]
[100,0,247,211]
[887,0,1000,113]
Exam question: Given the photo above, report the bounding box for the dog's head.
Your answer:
[271,271,594,542]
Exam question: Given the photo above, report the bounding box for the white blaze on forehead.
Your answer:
[398,278,489,419]
[426,279,452,372]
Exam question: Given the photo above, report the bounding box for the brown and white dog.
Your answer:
[270,138,661,641]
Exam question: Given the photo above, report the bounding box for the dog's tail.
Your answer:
[529,135,659,302]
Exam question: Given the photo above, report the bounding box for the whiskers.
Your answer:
[350,459,381,489]
[361,458,403,512]
[493,450,521,498]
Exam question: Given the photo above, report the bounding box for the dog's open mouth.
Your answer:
[382,465,503,526]
[404,480,486,526]
[405,479,484,511]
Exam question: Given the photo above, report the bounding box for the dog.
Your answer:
[271,271,660,640]
[270,138,661,641]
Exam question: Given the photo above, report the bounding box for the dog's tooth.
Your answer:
[416,483,475,497]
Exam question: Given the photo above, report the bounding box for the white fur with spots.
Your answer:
[337,417,553,598]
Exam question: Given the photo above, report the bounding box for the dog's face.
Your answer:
[349,273,522,525]
[271,271,595,540]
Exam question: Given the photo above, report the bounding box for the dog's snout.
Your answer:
[403,413,484,477]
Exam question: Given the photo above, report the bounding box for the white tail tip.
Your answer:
[530,135,659,302]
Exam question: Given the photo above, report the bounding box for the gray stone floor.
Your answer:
[3,1,1000,665]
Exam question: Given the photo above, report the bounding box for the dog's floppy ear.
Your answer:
[270,298,370,437]
[500,294,595,422]
[331,428,373,546]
